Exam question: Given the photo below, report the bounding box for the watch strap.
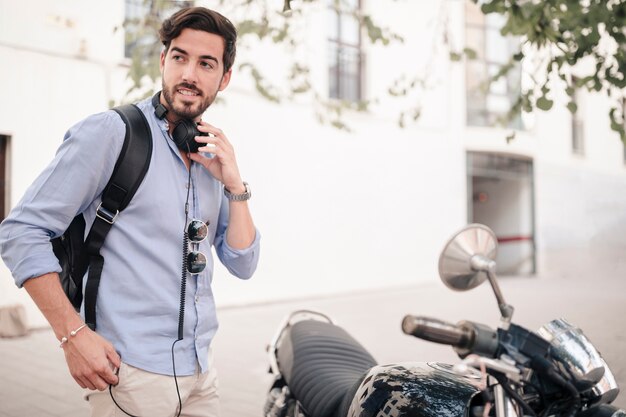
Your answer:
[224,182,251,201]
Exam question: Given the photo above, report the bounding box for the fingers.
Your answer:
[106,346,122,369]
[196,122,233,149]
[96,360,119,387]
[73,374,93,390]
[194,135,235,164]
[73,370,112,391]
[196,121,227,141]
[69,362,115,391]
[193,121,242,189]
[189,152,215,166]
[195,134,230,152]
[64,331,120,391]
[196,138,219,153]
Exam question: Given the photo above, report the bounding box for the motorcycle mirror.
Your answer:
[438,223,497,291]
[438,224,514,326]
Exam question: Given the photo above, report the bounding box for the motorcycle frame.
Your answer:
[267,310,334,376]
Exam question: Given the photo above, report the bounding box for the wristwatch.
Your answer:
[224,182,251,201]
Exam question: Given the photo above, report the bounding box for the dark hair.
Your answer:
[159,7,237,73]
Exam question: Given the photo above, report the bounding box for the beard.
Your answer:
[161,82,218,120]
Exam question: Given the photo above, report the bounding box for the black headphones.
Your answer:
[152,92,206,153]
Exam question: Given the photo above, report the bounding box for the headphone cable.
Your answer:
[108,160,192,417]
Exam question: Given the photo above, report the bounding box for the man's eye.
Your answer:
[201,61,214,69]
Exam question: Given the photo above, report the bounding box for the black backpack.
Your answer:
[51,104,152,331]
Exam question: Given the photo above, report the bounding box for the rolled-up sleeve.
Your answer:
[214,195,261,280]
[0,111,125,287]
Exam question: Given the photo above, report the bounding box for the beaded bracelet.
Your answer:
[59,324,87,348]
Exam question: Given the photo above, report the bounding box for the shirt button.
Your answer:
[195,296,199,303]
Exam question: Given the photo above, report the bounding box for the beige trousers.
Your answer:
[86,356,219,417]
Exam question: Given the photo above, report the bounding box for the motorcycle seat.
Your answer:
[277,319,378,417]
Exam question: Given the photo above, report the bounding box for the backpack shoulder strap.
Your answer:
[83,104,153,330]
[101,104,153,215]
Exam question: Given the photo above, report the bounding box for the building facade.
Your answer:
[1,0,625,327]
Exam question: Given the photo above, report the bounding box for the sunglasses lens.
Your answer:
[188,220,208,242]
[187,251,207,274]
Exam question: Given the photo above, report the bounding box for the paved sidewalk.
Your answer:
[1,274,625,416]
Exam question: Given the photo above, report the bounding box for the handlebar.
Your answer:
[401,316,473,348]
[402,315,499,358]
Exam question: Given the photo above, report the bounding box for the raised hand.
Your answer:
[189,121,246,193]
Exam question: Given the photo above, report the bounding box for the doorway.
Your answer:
[467,152,535,275]
[0,135,9,222]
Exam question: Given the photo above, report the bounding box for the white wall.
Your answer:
[531,68,626,278]
[1,0,625,328]
[0,0,128,326]
[207,89,467,307]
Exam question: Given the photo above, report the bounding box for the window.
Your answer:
[124,0,151,59]
[0,135,10,222]
[465,1,521,128]
[124,0,193,59]
[328,0,363,102]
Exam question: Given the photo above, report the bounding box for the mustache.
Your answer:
[175,83,203,96]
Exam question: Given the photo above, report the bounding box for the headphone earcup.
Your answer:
[172,120,202,153]
[152,92,168,120]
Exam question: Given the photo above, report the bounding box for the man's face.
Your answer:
[160,28,232,121]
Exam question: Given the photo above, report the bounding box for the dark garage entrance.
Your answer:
[467,152,536,275]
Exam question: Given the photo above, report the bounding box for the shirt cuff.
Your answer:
[221,228,261,257]
[12,252,62,288]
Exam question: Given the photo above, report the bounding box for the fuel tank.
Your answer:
[346,362,482,417]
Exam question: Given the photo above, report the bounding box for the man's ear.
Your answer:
[219,69,232,91]
[159,50,166,73]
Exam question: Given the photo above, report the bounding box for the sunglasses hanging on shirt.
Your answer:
[186,219,208,274]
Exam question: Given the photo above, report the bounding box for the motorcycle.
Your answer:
[263,224,624,417]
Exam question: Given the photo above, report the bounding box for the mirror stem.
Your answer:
[470,255,514,328]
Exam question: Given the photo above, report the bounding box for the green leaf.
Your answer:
[330,119,350,132]
[575,76,593,88]
[463,47,478,60]
[506,131,516,143]
[519,3,535,20]
[481,2,500,14]
[537,96,554,111]
[567,102,578,114]
[398,112,405,129]
[521,93,533,113]
[361,15,402,46]
[412,107,421,121]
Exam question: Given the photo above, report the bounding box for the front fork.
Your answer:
[264,385,290,417]
[457,355,522,417]
[263,378,307,417]
[493,384,521,417]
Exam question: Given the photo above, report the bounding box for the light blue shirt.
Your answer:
[0,97,260,376]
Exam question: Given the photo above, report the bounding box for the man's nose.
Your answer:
[182,62,198,83]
